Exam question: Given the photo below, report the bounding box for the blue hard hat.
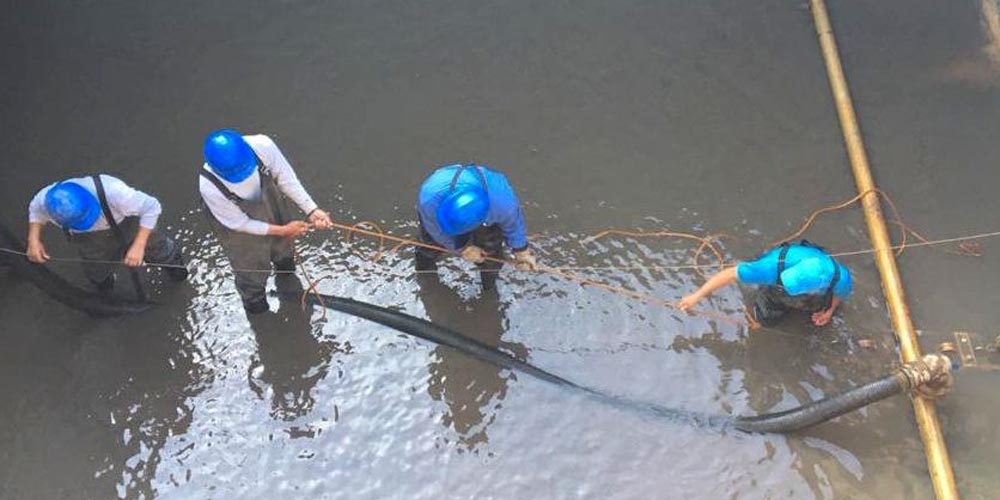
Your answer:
[45,182,101,231]
[436,186,490,236]
[781,257,835,296]
[204,129,257,182]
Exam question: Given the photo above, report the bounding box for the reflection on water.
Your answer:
[416,272,527,451]
[2,0,999,497]
[247,284,339,422]
[0,272,209,499]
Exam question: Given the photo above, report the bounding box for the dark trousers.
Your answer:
[415,223,504,291]
[69,217,185,290]
[748,289,790,326]
[747,286,828,326]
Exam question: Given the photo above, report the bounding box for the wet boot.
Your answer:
[244,295,270,315]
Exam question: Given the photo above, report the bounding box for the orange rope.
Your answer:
[292,189,976,330]
[315,219,750,327]
[538,265,746,327]
[295,246,329,320]
[772,188,977,258]
[586,229,728,278]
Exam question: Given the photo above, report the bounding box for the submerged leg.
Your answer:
[73,231,121,293]
[414,223,443,273]
[145,230,189,282]
[227,239,274,315]
[748,290,789,327]
[473,225,504,291]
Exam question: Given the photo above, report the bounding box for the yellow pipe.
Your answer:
[981,0,1000,63]
[807,1,960,498]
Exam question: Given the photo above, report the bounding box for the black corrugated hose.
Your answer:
[295,292,946,434]
[730,374,905,433]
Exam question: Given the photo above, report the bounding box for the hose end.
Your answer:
[897,353,954,399]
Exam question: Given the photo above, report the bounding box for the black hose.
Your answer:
[0,221,926,432]
[296,293,586,389]
[296,293,920,433]
[294,291,921,433]
[731,374,906,433]
[292,292,716,426]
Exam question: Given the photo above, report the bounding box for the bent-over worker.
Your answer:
[27,174,188,293]
[678,240,852,327]
[415,163,536,291]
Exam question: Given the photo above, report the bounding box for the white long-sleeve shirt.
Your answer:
[28,174,162,232]
[198,134,319,235]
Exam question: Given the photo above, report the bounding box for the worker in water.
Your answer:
[678,240,852,327]
[26,174,188,293]
[199,129,333,315]
[415,163,537,291]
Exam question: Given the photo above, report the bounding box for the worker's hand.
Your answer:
[280,221,311,238]
[123,243,146,268]
[513,249,537,271]
[26,238,50,264]
[677,293,701,312]
[811,307,835,327]
[461,245,487,264]
[308,209,333,230]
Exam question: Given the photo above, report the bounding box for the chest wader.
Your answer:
[749,241,841,326]
[415,165,505,291]
[66,175,184,300]
[201,161,297,314]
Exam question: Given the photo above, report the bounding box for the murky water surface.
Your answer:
[1,1,998,498]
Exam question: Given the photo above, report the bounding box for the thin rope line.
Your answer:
[5,227,997,329]
[2,229,996,273]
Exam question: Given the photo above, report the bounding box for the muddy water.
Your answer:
[1,0,998,498]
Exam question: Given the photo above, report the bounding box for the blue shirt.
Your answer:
[417,165,528,251]
[736,244,853,300]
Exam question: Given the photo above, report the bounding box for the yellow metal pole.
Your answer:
[807,1,960,498]
[981,0,1000,63]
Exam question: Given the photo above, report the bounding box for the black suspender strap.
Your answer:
[774,243,792,289]
[448,164,490,193]
[822,260,842,307]
[200,169,244,202]
[202,150,288,224]
[772,241,841,308]
[92,175,148,303]
[93,175,124,241]
[253,150,288,224]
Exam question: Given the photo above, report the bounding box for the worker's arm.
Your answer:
[811,297,841,327]
[26,188,53,264]
[812,264,851,326]
[488,172,536,270]
[252,135,332,229]
[25,222,50,264]
[123,226,152,267]
[678,266,739,311]
[266,221,310,238]
[103,175,162,230]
